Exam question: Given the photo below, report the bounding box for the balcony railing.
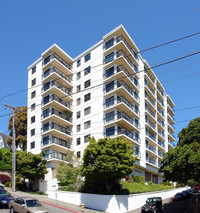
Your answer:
[157,86,164,97]
[42,53,72,70]
[158,151,164,157]
[104,96,140,116]
[146,132,156,142]
[42,81,72,96]
[118,128,140,144]
[146,144,156,154]
[158,129,165,138]
[157,97,164,107]
[146,157,157,166]
[169,131,175,139]
[167,101,175,111]
[144,68,155,84]
[43,151,67,161]
[42,67,72,83]
[146,119,156,130]
[116,35,138,60]
[145,106,156,118]
[167,110,175,121]
[157,118,164,127]
[157,108,164,117]
[158,140,165,148]
[145,93,155,107]
[145,80,155,95]
[41,136,72,149]
[42,94,72,109]
[42,122,72,136]
[42,108,72,123]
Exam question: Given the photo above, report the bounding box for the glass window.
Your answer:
[84,134,91,143]
[77,59,81,67]
[31,103,36,111]
[104,52,114,64]
[31,129,35,136]
[105,96,114,107]
[43,55,51,65]
[77,111,81,119]
[31,78,36,87]
[84,120,91,129]
[77,72,81,80]
[84,106,91,116]
[77,98,81,106]
[84,93,91,102]
[77,151,81,158]
[84,66,91,75]
[105,66,114,78]
[105,81,114,93]
[106,126,115,137]
[105,111,115,122]
[105,38,114,50]
[32,66,36,74]
[84,53,91,62]
[77,85,81,92]
[77,124,81,132]
[42,136,49,146]
[31,91,36,99]
[84,79,91,89]
[31,116,35,124]
[76,138,81,146]
[43,95,50,105]
[30,141,35,149]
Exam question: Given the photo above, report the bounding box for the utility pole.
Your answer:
[4,104,16,192]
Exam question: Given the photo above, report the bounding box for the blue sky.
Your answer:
[0,0,200,145]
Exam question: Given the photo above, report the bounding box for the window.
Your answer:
[77,72,81,80]
[77,98,81,106]
[105,111,115,122]
[31,78,36,87]
[106,126,115,137]
[84,93,91,102]
[77,59,81,67]
[84,106,91,116]
[105,38,114,50]
[84,66,91,75]
[105,96,114,107]
[104,52,114,64]
[31,103,36,111]
[77,111,81,119]
[105,81,114,93]
[43,55,51,65]
[84,79,91,89]
[84,120,91,129]
[42,136,49,146]
[77,124,81,132]
[76,138,81,146]
[31,129,35,136]
[77,151,81,158]
[43,95,50,105]
[30,141,35,149]
[105,66,114,78]
[84,53,91,62]
[31,91,36,99]
[32,66,36,74]
[31,116,35,124]
[77,85,81,92]
[84,134,91,143]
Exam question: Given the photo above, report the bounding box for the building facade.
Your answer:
[27,25,175,192]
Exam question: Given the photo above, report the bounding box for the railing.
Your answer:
[157,97,164,107]
[42,53,72,70]
[157,118,164,127]
[117,128,140,144]
[146,119,156,130]
[158,129,165,138]
[158,140,165,148]
[41,136,72,149]
[145,93,155,107]
[42,80,72,96]
[167,101,175,112]
[169,131,175,139]
[42,122,72,136]
[42,94,72,109]
[43,151,67,161]
[42,67,72,83]
[42,108,72,123]
[146,132,156,142]
[146,144,156,154]
[144,68,155,84]
[157,86,164,97]
[157,108,164,117]
[145,80,155,95]
[167,111,175,122]
[147,157,157,166]
[116,35,138,60]
[158,151,164,157]
[145,106,156,118]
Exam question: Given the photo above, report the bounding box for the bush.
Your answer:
[132,175,145,183]
[148,181,153,185]
[59,184,75,191]
[160,181,173,186]
[0,174,11,184]
[4,182,11,187]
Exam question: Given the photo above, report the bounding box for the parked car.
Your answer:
[0,189,14,208]
[141,197,162,213]
[0,182,4,189]
[9,197,49,213]
[172,192,183,201]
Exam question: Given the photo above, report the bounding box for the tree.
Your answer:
[16,151,47,191]
[81,137,135,192]
[56,151,81,186]
[177,117,200,146]
[159,142,200,184]
[6,106,27,150]
[0,149,12,170]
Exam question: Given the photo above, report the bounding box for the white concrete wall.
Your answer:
[47,187,187,213]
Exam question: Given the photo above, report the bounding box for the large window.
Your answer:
[105,111,115,122]
[106,126,115,137]
[105,66,114,78]
[84,79,91,89]
[31,91,36,99]
[105,96,114,107]
[84,106,91,116]
[104,52,114,64]
[84,93,91,102]
[32,66,36,74]
[84,53,91,62]
[105,81,114,93]
[31,129,35,136]
[84,120,91,129]
[105,38,114,50]
[84,66,91,75]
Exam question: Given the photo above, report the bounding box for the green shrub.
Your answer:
[132,175,145,183]
[148,181,153,185]
[4,182,11,187]
[59,184,75,191]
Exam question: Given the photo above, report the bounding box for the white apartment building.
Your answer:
[27,25,175,192]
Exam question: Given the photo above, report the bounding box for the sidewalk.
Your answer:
[6,187,104,213]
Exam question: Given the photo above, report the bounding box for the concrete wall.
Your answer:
[47,187,187,213]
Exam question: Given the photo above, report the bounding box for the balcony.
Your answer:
[168,131,176,142]
[146,144,156,154]
[158,140,165,149]
[43,150,67,162]
[144,67,155,86]
[42,94,72,112]
[105,111,140,131]
[42,67,72,87]
[146,132,156,143]
[167,101,175,116]
[117,128,140,144]
[104,65,139,90]
[104,80,139,103]
[157,86,164,98]
[42,53,72,75]
[145,93,156,108]
[145,105,156,121]
[42,80,72,101]
[158,129,165,139]
[157,118,165,130]
[157,107,165,118]
[104,95,139,117]
[158,151,164,158]
[42,108,72,126]
[157,97,164,109]
[167,111,175,124]
[146,157,157,166]
[145,119,156,131]
[145,80,155,98]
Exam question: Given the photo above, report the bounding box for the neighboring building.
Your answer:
[27,25,175,192]
[0,132,9,149]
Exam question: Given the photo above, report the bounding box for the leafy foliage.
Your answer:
[6,106,27,150]
[0,149,12,170]
[81,137,135,192]
[16,151,47,191]
[56,151,81,187]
